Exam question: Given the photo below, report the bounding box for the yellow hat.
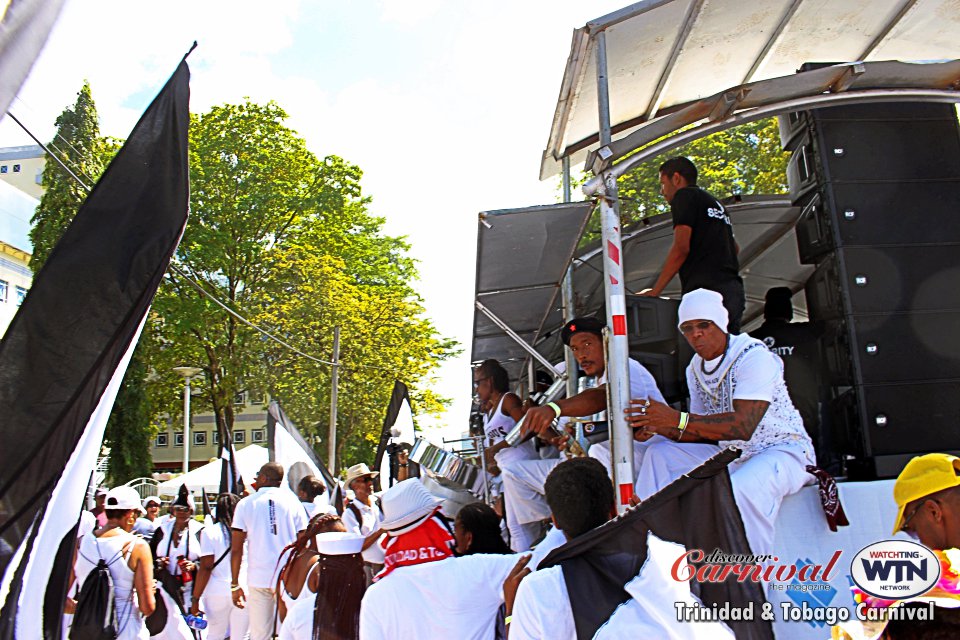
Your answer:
[892,453,960,534]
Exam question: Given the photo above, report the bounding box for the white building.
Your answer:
[0,179,37,336]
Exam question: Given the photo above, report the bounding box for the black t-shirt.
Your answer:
[671,187,740,291]
[749,319,822,430]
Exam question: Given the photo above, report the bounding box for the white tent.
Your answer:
[157,444,268,497]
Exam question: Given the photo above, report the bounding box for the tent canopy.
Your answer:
[157,444,268,497]
[541,0,960,179]
[472,201,593,382]
[471,195,805,386]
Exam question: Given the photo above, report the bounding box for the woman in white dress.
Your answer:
[151,484,202,609]
[276,513,347,622]
[71,486,156,640]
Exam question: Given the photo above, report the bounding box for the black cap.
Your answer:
[561,316,605,346]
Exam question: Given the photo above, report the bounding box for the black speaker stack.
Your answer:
[624,296,689,403]
[780,98,960,478]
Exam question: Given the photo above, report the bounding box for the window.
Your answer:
[251,429,265,443]
[0,280,7,303]
[156,433,169,447]
[174,433,184,447]
[1,166,7,174]
[212,430,219,445]
[233,430,245,444]
[234,391,246,405]
[15,286,26,306]
[12,164,20,173]
[193,431,206,446]
[249,391,265,404]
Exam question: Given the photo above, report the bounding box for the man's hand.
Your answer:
[231,586,246,609]
[503,555,532,616]
[521,405,559,439]
[624,398,679,438]
[638,288,658,297]
[189,601,202,616]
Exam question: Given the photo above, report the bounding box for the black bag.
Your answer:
[70,558,118,640]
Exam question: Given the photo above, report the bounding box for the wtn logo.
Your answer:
[860,558,927,582]
[850,541,939,600]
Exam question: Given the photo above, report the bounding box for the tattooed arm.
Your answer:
[625,398,770,442]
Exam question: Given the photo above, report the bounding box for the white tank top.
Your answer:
[484,394,537,466]
[75,531,148,640]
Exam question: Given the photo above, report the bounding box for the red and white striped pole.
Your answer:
[594,30,634,512]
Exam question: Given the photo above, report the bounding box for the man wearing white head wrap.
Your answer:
[627,288,815,555]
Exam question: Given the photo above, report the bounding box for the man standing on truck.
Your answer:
[641,156,745,333]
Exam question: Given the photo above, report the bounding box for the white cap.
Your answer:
[142,496,162,508]
[95,487,109,497]
[104,486,144,514]
[678,288,729,333]
[316,532,365,555]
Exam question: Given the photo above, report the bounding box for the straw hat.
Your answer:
[379,479,442,536]
[344,463,379,487]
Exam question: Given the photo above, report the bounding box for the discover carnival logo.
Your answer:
[850,540,941,599]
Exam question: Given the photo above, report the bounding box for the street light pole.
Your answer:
[173,366,203,475]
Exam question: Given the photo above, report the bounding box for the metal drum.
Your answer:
[409,437,484,495]
[420,474,480,519]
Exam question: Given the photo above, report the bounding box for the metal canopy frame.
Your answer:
[471,201,594,387]
[540,0,960,180]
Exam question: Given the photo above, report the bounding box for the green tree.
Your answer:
[29,81,104,271]
[27,82,157,481]
[579,118,789,245]
[150,100,454,469]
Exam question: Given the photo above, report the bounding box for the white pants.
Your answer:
[498,439,654,551]
[634,440,811,555]
[203,593,250,640]
[247,587,277,640]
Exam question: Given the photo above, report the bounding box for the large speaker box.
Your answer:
[782,100,960,478]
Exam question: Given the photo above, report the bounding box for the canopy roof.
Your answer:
[471,195,806,383]
[157,444,267,496]
[541,0,960,179]
[471,201,593,381]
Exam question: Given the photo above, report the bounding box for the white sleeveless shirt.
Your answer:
[74,531,149,640]
[484,394,537,467]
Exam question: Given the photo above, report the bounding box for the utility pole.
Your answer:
[327,327,341,471]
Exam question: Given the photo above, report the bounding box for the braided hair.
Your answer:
[214,493,241,528]
[277,513,346,594]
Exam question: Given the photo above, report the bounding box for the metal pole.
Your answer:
[183,377,191,475]
[561,156,580,399]
[475,301,564,375]
[528,358,536,396]
[328,326,341,471]
[596,30,634,513]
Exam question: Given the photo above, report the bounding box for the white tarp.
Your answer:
[157,444,268,497]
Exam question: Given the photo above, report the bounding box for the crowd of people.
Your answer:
[60,156,952,638]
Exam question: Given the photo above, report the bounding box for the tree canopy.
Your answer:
[578,118,789,245]
[147,100,455,471]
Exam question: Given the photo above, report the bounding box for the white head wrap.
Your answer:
[677,288,729,333]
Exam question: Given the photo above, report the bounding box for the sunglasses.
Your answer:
[679,320,714,335]
[900,498,935,532]
[473,376,491,388]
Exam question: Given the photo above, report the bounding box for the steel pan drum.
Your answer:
[409,437,484,495]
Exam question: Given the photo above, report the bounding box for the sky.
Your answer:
[0,0,630,443]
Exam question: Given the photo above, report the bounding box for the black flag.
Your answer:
[373,381,415,491]
[541,448,774,640]
[0,58,190,639]
[266,401,338,500]
[216,412,244,495]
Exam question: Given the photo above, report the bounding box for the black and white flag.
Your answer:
[540,448,774,640]
[216,413,244,496]
[266,401,339,504]
[373,381,416,491]
[0,58,190,639]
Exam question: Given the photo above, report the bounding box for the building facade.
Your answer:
[0,145,45,200]
[0,178,36,336]
[149,391,269,473]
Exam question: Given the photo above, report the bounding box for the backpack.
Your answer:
[70,558,118,640]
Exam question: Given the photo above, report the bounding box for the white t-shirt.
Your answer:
[511,566,574,640]
[359,554,519,640]
[341,498,385,564]
[687,334,814,464]
[278,591,314,640]
[232,486,308,588]
[198,522,247,597]
[598,357,666,404]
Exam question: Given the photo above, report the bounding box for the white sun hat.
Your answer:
[379,479,442,536]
